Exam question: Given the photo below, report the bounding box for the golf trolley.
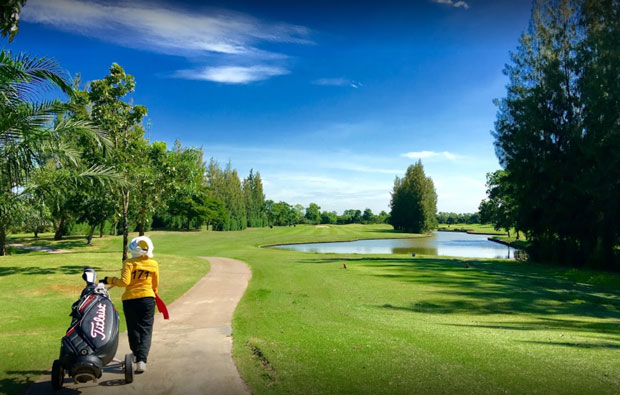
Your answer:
[51,267,134,389]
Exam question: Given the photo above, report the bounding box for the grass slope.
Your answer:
[2,224,619,394]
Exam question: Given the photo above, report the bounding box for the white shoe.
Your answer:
[135,361,146,374]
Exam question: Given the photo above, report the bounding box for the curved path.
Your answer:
[26,257,252,395]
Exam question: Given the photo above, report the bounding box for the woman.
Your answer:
[103,236,159,374]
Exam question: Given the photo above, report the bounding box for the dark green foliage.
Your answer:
[320,211,338,225]
[1,0,26,42]
[243,169,267,227]
[477,170,519,237]
[389,160,438,233]
[206,160,247,231]
[493,0,619,268]
[304,203,321,224]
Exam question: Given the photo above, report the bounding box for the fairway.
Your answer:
[2,224,619,394]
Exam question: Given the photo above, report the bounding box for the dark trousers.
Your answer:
[123,297,155,363]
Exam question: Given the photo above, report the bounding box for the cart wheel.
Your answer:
[124,353,134,384]
[51,359,64,390]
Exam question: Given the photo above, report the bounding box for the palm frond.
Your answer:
[0,50,73,101]
[80,165,127,186]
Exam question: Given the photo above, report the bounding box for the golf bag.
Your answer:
[57,267,120,383]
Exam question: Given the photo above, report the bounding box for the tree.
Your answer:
[293,204,305,224]
[305,203,321,224]
[493,0,619,267]
[16,193,52,238]
[264,199,275,227]
[203,196,228,231]
[1,0,26,42]
[362,208,375,224]
[206,159,247,231]
[479,170,519,238]
[389,160,437,233]
[273,201,295,226]
[153,141,209,230]
[88,63,147,261]
[577,0,620,266]
[376,210,390,224]
[0,51,108,254]
[321,211,338,225]
[243,169,266,227]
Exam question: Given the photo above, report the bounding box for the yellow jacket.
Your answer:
[110,256,159,301]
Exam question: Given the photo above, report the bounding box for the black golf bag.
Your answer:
[53,267,120,386]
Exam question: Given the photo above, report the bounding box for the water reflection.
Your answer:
[273,231,517,259]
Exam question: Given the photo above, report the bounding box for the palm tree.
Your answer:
[0,50,114,254]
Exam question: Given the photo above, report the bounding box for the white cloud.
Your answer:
[431,0,470,9]
[22,0,311,83]
[23,0,311,56]
[401,151,461,161]
[175,65,289,84]
[313,78,363,88]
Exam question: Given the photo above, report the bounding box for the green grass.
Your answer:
[0,234,208,394]
[2,224,619,394]
[438,223,508,235]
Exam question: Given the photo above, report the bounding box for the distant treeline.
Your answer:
[436,212,480,225]
[264,202,389,227]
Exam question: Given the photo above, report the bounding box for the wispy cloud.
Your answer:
[313,78,363,88]
[175,65,289,84]
[22,0,312,83]
[431,0,470,9]
[401,150,461,161]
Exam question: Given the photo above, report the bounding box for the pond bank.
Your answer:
[260,233,429,249]
[437,227,506,236]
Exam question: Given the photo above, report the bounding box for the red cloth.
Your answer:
[155,293,169,320]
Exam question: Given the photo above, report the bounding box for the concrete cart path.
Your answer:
[25,257,252,395]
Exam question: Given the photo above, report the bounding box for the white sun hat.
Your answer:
[129,236,154,258]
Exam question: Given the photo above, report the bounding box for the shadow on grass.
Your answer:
[359,228,404,234]
[519,340,620,349]
[443,317,620,336]
[301,256,620,336]
[20,239,88,249]
[1,369,81,395]
[0,265,102,276]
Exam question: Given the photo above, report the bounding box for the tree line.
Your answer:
[481,0,619,269]
[264,201,390,227]
[0,52,273,257]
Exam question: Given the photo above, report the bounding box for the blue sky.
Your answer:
[9,0,532,214]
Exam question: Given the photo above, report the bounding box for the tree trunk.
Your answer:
[516,230,520,240]
[99,222,104,238]
[34,230,38,238]
[54,217,65,240]
[121,188,130,261]
[87,224,95,245]
[139,219,145,236]
[0,222,7,256]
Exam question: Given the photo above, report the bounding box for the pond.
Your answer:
[272,231,517,259]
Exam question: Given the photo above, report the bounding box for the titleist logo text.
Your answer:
[90,303,107,340]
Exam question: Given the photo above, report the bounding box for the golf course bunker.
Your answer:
[272,231,517,259]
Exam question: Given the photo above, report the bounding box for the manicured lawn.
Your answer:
[1,224,619,394]
[0,234,208,395]
[438,223,508,235]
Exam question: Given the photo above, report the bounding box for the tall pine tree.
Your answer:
[389,161,437,233]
